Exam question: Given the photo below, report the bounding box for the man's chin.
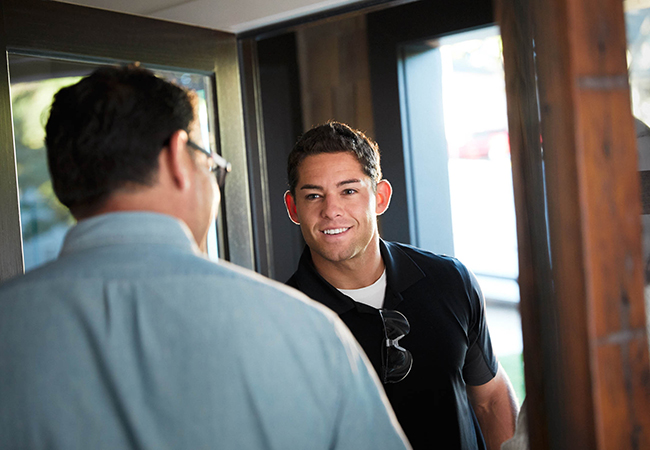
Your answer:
[309,246,355,265]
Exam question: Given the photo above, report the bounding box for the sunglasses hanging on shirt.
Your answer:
[379,309,413,383]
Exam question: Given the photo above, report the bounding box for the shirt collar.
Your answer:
[380,240,425,287]
[292,248,356,314]
[59,212,200,256]
[293,239,426,313]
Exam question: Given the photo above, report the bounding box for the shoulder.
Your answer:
[1,249,339,328]
[0,250,359,387]
[215,259,335,314]
[383,241,482,306]
[385,240,472,279]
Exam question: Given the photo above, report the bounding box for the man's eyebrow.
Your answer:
[299,179,361,190]
[337,179,361,187]
[300,184,323,191]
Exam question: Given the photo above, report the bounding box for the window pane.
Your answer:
[8,55,220,271]
[9,56,93,271]
[437,29,524,402]
[398,26,524,404]
[625,4,650,353]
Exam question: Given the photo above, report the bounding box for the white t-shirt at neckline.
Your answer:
[338,269,387,309]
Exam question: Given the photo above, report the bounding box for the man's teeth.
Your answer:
[323,227,349,235]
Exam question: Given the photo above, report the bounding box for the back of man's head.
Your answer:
[45,65,194,217]
[287,121,382,196]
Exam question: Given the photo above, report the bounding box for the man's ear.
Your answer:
[284,190,300,225]
[162,129,192,191]
[376,179,393,216]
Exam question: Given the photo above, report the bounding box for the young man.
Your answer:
[284,121,519,449]
[0,68,409,450]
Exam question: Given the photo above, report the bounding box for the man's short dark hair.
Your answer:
[287,121,382,196]
[45,65,194,216]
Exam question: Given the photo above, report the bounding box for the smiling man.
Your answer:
[284,121,519,450]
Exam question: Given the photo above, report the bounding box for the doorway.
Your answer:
[398,25,524,402]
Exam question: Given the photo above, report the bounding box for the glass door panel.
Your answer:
[398,26,525,404]
[625,3,650,350]
[8,55,220,272]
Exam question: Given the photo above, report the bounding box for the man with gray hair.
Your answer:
[0,66,409,450]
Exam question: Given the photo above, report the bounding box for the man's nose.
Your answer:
[321,195,343,219]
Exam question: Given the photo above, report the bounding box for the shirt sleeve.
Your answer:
[457,263,499,386]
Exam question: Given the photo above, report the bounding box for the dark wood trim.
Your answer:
[496,0,553,448]
[498,0,650,446]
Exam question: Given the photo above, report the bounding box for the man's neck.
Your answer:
[310,238,385,290]
[92,189,205,251]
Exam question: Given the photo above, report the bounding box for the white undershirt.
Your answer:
[338,269,387,309]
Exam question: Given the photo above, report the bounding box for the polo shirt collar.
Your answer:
[294,239,426,313]
[380,240,426,309]
[292,248,356,315]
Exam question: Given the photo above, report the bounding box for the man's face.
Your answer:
[187,126,220,250]
[285,151,391,267]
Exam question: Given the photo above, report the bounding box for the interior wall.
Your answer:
[295,15,374,135]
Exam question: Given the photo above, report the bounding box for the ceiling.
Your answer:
[56,0,364,34]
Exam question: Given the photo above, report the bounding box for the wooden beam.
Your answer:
[497,0,650,447]
[495,0,553,447]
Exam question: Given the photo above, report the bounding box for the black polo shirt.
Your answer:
[287,240,498,449]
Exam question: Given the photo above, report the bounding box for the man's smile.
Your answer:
[321,227,351,235]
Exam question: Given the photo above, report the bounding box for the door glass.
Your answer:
[399,26,525,404]
[625,3,650,351]
[8,55,219,271]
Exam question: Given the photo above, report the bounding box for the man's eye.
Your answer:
[306,193,321,200]
[342,189,357,195]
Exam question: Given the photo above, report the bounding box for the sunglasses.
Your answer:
[186,139,232,190]
[379,309,413,384]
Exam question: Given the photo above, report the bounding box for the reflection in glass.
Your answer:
[8,56,219,272]
[9,56,91,271]
[625,3,650,350]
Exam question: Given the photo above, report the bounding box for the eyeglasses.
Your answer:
[186,139,232,190]
[379,309,413,384]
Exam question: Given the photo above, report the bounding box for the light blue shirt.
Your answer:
[0,212,409,450]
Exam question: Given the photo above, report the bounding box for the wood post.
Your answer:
[497,0,650,447]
